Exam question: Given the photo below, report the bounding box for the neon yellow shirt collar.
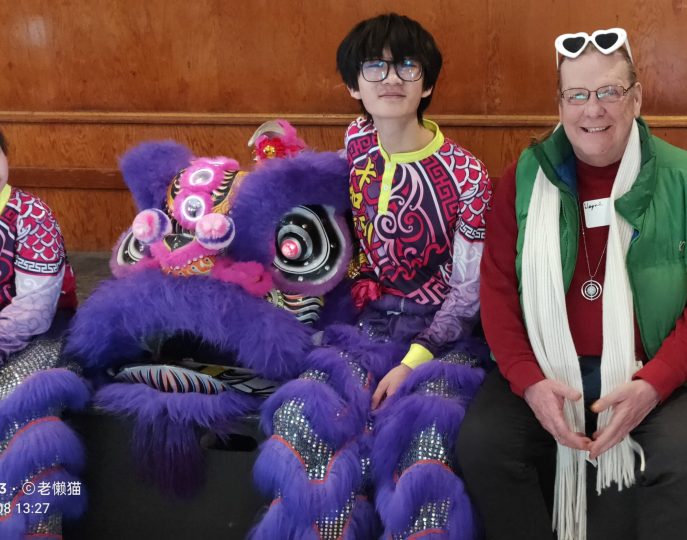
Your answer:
[0,185,10,214]
[377,119,444,163]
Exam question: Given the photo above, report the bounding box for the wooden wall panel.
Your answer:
[1,0,686,249]
[26,188,137,252]
[1,0,685,115]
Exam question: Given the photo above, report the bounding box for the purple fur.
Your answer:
[253,437,362,522]
[250,496,379,540]
[343,497,381,539]
[249,500,319,540]
[322,323,404,380]
[230,152,350,266]
[95,383,258,427]
[0,419,85,492]
[376,463,475,540]
[64,270,313,380]
[399,361,485,406]
[95,383,260,496]
[372,363,484,491]
[0,468,87,540]
[314,280,357,330]
[297,347,371,428]
[260,378,359,448]
[372,394,465,488]
[0,369,90,435]
[119,141,193,211]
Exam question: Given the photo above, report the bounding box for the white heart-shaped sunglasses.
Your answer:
[555,28,633,67]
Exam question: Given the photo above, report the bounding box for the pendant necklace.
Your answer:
[579,202,608,301]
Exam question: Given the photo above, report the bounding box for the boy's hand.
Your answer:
[371,364,412,409]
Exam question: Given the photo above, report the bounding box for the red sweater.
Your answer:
[481,160,687,400]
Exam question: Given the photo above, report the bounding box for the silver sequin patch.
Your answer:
[299,369,329,383]
[397,424,450,476]
[439,351,479,367]
[415,377,454,399]
[0,340,63,400]
[315,495,355,540]
[346,360,368,388]
[394,499,451,539]
[357,320,390,343]
[360,455,372,493]
[272,399,334,481]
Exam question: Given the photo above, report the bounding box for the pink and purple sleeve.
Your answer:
[413,159,492,354]
[0,198,65,362]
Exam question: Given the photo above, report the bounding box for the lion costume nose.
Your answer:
[195,213,235,250]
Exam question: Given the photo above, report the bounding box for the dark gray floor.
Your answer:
[69,251,112,303]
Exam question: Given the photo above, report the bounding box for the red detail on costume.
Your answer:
[15,191,65,267]
[351,278,382,310]
[346,117,489,305]
[3,416,61,454]
[59,262,78,309]
[253,120,307,162]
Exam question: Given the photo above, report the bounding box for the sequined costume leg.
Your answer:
[251,323,403,539]
[0,339,89,540]
[252,309,486,539]
[373,359,485,540]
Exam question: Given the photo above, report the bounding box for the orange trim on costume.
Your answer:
[393,459,454,483]
[2,417,61,455]
[408,528,449,539]
[271,435,346,484]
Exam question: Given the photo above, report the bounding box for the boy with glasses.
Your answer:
[251,13,492,539]
[338,13,492,404]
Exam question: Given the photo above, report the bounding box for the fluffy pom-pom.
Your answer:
[196,214,235,250]
[131,209,172,244]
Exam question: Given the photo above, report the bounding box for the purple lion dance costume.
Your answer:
[0,184,89,538]
[62,121,487,538]
[0,340,89,540]
[251,301,487,539]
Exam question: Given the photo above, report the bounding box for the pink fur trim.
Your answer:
[150,240,215,269]
[211,259,273,296]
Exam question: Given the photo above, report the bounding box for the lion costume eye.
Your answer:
[182,196,206,222]
[188,168,214,186]
[273,205,346,286]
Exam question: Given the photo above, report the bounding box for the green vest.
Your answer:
[513,118,687,358]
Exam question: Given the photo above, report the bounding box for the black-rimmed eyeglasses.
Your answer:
[560,83,636,105]
[360,59,423,82]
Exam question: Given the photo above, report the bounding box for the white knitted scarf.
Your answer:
[521,120,644,540]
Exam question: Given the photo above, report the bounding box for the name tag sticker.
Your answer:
[583,198,611,228]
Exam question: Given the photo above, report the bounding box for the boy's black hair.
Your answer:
[0,129,7,156]
[336,13,443,121]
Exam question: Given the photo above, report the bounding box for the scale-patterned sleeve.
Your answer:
[407,153,491,362]
[0,194,65,362]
